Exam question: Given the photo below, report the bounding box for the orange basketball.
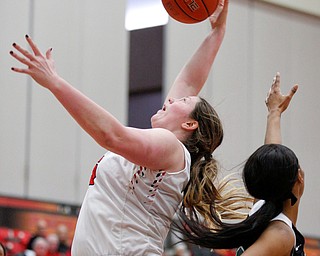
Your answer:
[162,0,219,24]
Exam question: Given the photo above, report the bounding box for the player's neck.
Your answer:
[282,199,300,226]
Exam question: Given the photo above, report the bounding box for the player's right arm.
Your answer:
[264,72,298,144]
[164,0,228,102]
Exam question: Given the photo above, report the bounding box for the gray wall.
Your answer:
[1,0,319,237]
[0,0,128,203]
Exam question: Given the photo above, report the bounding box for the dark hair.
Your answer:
[181,97,249,226]
[177,144,300,249]
[244,144,299,205]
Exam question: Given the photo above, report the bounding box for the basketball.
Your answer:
[162,0,219,24]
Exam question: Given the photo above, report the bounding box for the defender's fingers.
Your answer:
[288,84,298,98]
[271,72,280,88]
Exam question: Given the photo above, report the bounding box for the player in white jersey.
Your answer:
[72,147,190,255]
[10,1,245,255]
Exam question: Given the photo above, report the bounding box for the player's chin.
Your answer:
[150,115,157,128]
[150,116,162,129]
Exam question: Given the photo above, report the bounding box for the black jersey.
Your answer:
[236,201,306,256]
[291,225,305,256]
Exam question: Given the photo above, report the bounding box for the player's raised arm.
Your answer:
[10,35,184,172]
[164,0,228,103]
[264,72,298,144]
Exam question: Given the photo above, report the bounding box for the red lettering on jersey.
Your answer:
[89,155,104,186]
[89,164,97,185]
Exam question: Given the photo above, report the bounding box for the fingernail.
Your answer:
[25,34,29,38]
[12,43,16,46]
[9,51,13,55]
[50,48,53,51]
[11,67,15,71]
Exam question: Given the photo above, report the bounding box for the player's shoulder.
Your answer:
[263,220,295,254]
[244,220,294,256]
[267,220,294,237]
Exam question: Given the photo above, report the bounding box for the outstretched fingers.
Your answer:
[10,35,54,73]
[271,72,281,92]
[266,72,281,104]
[25,34,43,57]
[10,34,48,71]
[46,47,53,60]
[10,45,36,74]
[11,41,37,63]
[278,84,298,113]
[265,72,299,114]
[287,84,298,100]
[10,35,58,89]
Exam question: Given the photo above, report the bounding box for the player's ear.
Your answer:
[181,120,198,131]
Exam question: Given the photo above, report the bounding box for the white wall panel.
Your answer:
[0,0,31,197]
[260,0,320,17]
[26,0,84,205]
[0,0,128,204]
[288,12,320,237]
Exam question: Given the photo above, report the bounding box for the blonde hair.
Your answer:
[182,98,251,225]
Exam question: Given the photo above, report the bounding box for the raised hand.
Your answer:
[265,72,298,114]
[209,0,228,30]
[264,72,298,144]
[10,35,58,89]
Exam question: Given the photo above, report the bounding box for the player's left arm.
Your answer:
[10,36,185,173]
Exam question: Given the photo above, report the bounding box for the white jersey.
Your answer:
[249,200,294,233]
[72,143,191,256]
